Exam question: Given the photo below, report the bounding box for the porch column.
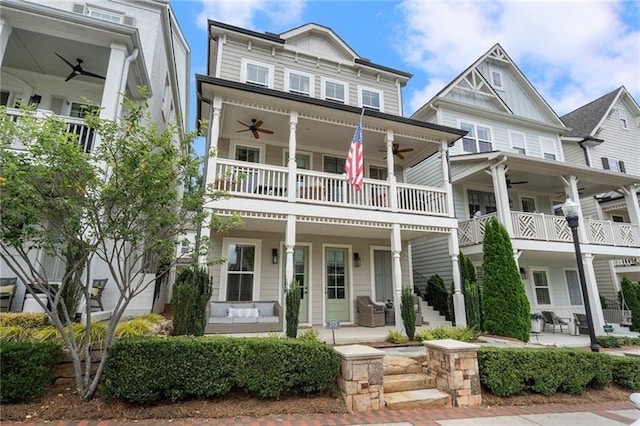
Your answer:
[622,186,640,225]
[583,253,606,335]
[449,230,467,327]
[386,130,398,212]
[561,175,588,243]
[0,19,12,65]
[490,161,513,235]
[287,111,298,202]
[441,142,454,217]
[284,215,296,289]
[199,96,222,266]
[99,43,128,123]
[391,224,404,333]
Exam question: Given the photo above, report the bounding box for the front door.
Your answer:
[325,248,349,321]
[373,249,393,304]
[289,247,309,323]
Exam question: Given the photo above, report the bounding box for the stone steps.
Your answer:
[383,355,424,375]
[421,301,453,328]
[384,372,436,393]
[385,389,452,410]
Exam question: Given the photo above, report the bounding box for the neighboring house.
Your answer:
[196,21,467,328]
[561,87,640,318]
[0,0,190,315]
[407,44,640,334]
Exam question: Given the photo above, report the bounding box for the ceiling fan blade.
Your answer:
[81,70,105,80]
[252,129,259,139]
[253,120,263,128]
[55,52,74,68]
[511,181,528,185]
[396,152,405,160]
[397,148,414,153]
[237,120,251,128]
[392,143,399,151]
[65,71,77,82]
[256,128,273,134]
[236,129,250,133]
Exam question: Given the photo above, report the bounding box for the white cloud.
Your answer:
[196,0,304,31]
[396,0,640,116]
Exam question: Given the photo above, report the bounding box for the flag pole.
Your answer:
[359,108,365,123]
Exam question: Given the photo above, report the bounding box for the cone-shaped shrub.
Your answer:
[481,217,531,341]
[621,277,640,332]
[401,286,416,339]
[171,267,212,336]
[286,280,301,338]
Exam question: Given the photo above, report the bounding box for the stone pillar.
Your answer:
[424,339,482,407]
[334,344,385,413]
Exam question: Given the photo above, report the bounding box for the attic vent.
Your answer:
[72,3,135,27]
[123,16,135,27]
[72,3,85,14]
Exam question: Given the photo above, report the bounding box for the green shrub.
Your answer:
[0,326,33,342]
[0,341,62,403]
[415,326,480,342]
[481,218,531,342]
[611,357,640,390]
[386,329,409,344]
[286,280,301,338]
[0,313,49,328]
[597,335,640,348]
[621,278,640,332]
[102,336,340,404]
[425,274,451,320]
[478,347,612,397]
[401,286,416,340]
[171,267,212,336]
[298,328,320,342]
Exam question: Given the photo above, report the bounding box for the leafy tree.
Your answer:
[620,277,640,332]
[481,217,531,341]
[285,280,301,338]
[171,267,212,336]
[0,92,206,400]
[401,286,416,339]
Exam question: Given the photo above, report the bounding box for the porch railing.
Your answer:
[511,212,572,242]
[458,213,497,246]
[614,257,640,267]
[585,219,640,247]
[213,159,448,215]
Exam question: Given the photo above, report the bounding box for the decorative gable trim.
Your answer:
[487,45,509,63]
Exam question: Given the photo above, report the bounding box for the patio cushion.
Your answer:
[257,316,279,324]
[233,317,258,324]
[231,303,254,309]
[254,302,275,317]
[209,317,234,324]
[228,307,259,318]
[209,302,229,318]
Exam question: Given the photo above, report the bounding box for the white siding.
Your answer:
[405,154,443,187]
[411,236,452,293]
[562,141,586,166]
[594,259,616,300]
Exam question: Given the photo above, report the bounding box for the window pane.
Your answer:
[0,91,9,107]
[290,73,310,95]
[477,127,491,140]
[247,63,269,86]
[535,288,551,305]
[326,81,345,102]
[362,90,380,109]
[462,138,477,153]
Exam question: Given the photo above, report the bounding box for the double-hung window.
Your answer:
[532,269,551,305]
[602,157,626,173]
[285,69,313,96]
[225,243,257,301]
[508,130,527,155]
[241,59,273,88]
[322,77,347,104]
[460,122,493,153]
[358,86,383,111]
[540,137,558,160]
[491,70,503,89]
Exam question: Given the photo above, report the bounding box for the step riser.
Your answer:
[383,364,423,376]
[384,376,436,393]
[386,395,451,410]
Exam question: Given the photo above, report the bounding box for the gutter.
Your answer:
[115,48,139,119]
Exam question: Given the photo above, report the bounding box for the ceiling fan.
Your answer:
[236,119,274,139]
[55,53,106,82]
[379,143,414,160]
[505,174,528,189]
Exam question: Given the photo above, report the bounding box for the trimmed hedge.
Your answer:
[102,336,340,404]
[597,335,640,348]
[611,357,640,390]
[478,347,612,396]
[0,341,62,403]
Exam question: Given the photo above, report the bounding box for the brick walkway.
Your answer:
[7,401,637,425]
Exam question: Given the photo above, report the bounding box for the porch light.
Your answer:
[353,253,361,268]
[272,248,278,264]
[562,198,599,352]
[29,94,42,105]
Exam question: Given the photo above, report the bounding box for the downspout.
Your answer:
[115,48,139,119]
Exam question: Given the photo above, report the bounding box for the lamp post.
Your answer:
[562,198,599,352]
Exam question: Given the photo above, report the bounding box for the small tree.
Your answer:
[459,253,482,329]
[401,286,416,340]
[285,280,301,338]
[481,217,530,341]
[620,277,640,332]
[171,267,212,336]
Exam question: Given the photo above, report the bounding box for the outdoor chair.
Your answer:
[89,279,108,311]
[356,296,385,327]
[541,311,569,333]
[573,313,590,335]
[0,278,17,312]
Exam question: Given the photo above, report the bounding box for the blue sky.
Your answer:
[171,0,640,132]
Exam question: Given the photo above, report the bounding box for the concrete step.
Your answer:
[383,356,423,375]
[385,389,452,410]
[384,373,435,393]
[422,320,454,328]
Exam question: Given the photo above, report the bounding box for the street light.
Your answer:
[562,198,599,352]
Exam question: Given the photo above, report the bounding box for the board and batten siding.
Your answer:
[410,236,453,293]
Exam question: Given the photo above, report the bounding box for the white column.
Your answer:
[583,253,606,335]
[391,224,404,333]
[0,19,12,65]
[386,130,398,212]
[490,162,513,235]
[441,142,454,217]
[564,175,588,243]
[623,186,640,225]
[449,229,467,327]
[99,43,128,122]
[284,215,296,289]
[287,111,298,202]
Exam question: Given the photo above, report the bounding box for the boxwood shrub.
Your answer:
[478,347,612,396]
[611,357,640,390]
[0,341,62,403]
[102,336,340,404]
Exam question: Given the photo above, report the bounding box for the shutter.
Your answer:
[619,161,626,173]
[123,16,135,27]
[72,3,85,14]
[601,157,610,170]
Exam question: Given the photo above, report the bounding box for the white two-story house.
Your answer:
[0,0,190,315]
[561,86,640,322]
[196,21,468,328]
[407,44,640,335]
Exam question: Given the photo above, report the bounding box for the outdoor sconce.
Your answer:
[354,252,361,268]
[272,248,278,264]
[29,94,42,105]
[519,267,527,279]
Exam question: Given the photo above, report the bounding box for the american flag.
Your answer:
[345,121,364,190]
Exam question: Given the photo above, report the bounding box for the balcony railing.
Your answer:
[458,211,640,248]
[614,257,640,267]
[212,159,448,216]
[3,108,95,152]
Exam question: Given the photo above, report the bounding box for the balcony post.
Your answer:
[386,130,398,212]
[99,43,128,123]
[582,253,606,336]
[440,142,453,217]
[287,111,298,202]
[562,175,588,243]
[390,224,404,333]
[490,161,513,235]
[449,229,467,327]
[0,18,12,65]
[622,186,640,226]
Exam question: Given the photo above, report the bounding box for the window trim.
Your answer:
[618,108,629,130]
[611,214,625,223]
[539,137,558,160]
[284,68,314,97]
[491,70,503,89]
[367,163,388,180]
[240,58,274,89]
[601,156,625,173]
[283,149,313,169]
[508,129,527,155]
[231,140,264,163]
[519,195,537,213]
[321,77,349,105]
[357,85,384,112]
[220,238,262,302]
[458,120,494,154]
[530,267,553,306]
[563,268,583,306]
[322,154,347,174]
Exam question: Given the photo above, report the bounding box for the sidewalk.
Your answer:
[9,401,640,425]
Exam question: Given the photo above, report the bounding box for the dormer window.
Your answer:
[241,59,273,88]
[491,71,503,89]
[321,77,347,104]
[358,86,383,112]
[618,109,629,130]
[285,69,313,97]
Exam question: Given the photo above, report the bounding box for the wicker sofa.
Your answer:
[205,300,283,334]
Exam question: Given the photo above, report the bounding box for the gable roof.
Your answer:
[561,86,640,138]
[412,43,565,128]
